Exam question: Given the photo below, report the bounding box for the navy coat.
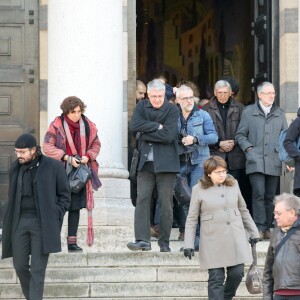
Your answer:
[2,155,71,259]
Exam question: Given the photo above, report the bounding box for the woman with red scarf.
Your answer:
[43,96,101,252]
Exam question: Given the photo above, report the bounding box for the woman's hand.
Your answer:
[71,157,81,168]
[81,155,89,165]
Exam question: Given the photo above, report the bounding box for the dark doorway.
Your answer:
[0,0,40,229]
[136,0,255,104]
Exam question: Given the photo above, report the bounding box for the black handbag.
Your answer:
[129,148,140,181]
[173,175,191,206]
[245,244,263,294]
[66,157,92,193]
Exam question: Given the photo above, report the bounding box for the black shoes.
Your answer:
[68,244,83,252]
[127,240,151,251]
[158,241,171,252]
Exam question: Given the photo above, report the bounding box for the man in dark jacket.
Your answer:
[2,134,71,300]
[127,79,180,252]
[263,193,300,299]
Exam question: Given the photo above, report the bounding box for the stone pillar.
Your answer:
[48,0,133,246]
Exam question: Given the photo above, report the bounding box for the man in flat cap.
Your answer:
[2,134,71,300]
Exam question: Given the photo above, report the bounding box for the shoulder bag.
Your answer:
[66,156,92,193]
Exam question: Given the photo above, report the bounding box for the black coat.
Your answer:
[283,108,300,191]
[131,99,180,173]
[2,155,71,259]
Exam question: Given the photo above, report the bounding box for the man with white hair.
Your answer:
[263,193,300,299]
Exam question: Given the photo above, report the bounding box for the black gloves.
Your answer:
[249,238,260,247]
[183,248,194,260]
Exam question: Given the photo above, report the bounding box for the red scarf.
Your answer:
[64,115,82,157]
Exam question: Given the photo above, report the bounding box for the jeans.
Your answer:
[135,162,176,244]
[208,264,244,300]
[12,216,49,300]
[179,161,203,238]
[274,295,300,300]
[249,172,279,231]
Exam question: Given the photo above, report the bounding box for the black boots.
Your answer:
[67,236,83,252]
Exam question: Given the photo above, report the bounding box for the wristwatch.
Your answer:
[193,136,198,144]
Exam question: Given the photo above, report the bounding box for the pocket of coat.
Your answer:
[234,210,241,216]
[201,214,213,221]
[192,122,203,127]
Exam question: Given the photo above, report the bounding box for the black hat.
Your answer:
[15,134,37,149]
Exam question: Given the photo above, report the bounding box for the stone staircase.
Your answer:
[0,225,268,300]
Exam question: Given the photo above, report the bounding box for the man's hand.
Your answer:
[182,135,194,146]
[183,248,194,260]
[249,238,260,247]
[219,140,234,152]
[286,165,295,172]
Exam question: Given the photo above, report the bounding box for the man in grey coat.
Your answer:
[236,82,287,240]
[127,79,180,252]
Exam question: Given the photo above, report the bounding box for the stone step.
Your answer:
[0,250,268,299]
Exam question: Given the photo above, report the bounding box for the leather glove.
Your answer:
[249,238,260,247]
[183,248,194,260]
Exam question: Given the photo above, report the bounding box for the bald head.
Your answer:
[136,80,146,101]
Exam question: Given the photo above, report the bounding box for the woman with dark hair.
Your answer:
[43,96,101,252]
[183,156,259,300]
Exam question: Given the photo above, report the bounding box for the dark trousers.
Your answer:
[274,295,300,300]
[249,172,279,231]
[68,209,80,236]
[208,264,244,300]
[12,216,49,300]
[135,162,176,244]
[229,168,252,216]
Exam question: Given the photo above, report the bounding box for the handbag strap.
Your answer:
[275,225,300,256]
[251,243,258,265]
[66,156,74,176]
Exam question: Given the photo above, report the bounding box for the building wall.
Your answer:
[279,0,299,122]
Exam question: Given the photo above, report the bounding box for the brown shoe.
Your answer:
[264,229,271,239]
[178,232,185,241]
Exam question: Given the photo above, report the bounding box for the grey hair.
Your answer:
[274,193,300,215]
[257,81,274,94]
[176,85,193,99]
[147,79,166,93]
[214,80,232,93]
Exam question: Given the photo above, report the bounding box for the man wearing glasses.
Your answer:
[127,79,180,252]
[2,134,71,300]
[236,82,287,240]
[176,84,218,245]
[263,193,300,299]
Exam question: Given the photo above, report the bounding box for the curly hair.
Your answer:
[200,156,235,189]
[60,96,86,115]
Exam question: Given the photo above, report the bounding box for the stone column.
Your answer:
[48,0,133,249]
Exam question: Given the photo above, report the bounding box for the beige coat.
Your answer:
[184,178,259,270]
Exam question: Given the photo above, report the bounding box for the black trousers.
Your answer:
[12,216,49,300]
[208,264,244,300]
[274,296,300,300]
[135,162,176,244]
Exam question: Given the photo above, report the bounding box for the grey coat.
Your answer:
[184,177,259,270]
[235,102,287,176]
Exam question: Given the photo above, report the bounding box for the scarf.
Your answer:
[259,101,272,117]
[63,116,95,247]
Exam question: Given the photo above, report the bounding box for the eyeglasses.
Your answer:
[261,92,276,96]
[274,209,291,216]
[217,92,229,96]
[14,148,31,155]
[179,96,194,102]
[212,170,227,175]
[149,95,164,100]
